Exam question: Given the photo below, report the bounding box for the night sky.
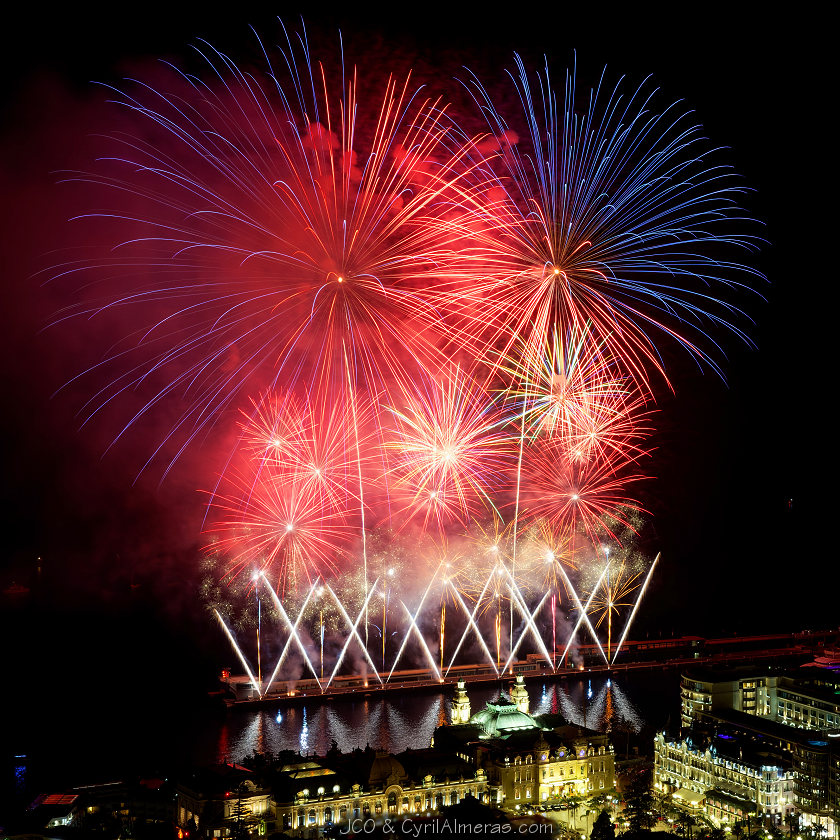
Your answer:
[0,3,832,761]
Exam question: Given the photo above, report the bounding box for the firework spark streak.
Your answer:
[556,562,609,664]
[214,608,261,694]
[444,580,500,675]
[559,564,610,665]
[502,588,554,671]
[398,600,442,681]
[502,590,552,673]
[611,552,660,664]
[387,564,442,680]
[325,579,382,689]
[343,340,370,646]
[261,578,320,691]
[259,573,321,689]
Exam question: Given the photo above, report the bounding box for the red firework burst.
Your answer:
[57,27,478,468]
[386,367,513,531]
[207,463,352,596]
[238,390,377,512]
[208,390,378,593]
[501,324,653,462]
[519,436,646,543]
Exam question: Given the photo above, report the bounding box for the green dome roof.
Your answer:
[470,700,538,737]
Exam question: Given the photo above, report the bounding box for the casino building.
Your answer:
[175,676,616,838]
[433,676,616,809]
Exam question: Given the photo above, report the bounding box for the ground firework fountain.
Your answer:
[217,549,661,698]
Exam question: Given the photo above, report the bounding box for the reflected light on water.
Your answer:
[216,675,654,763]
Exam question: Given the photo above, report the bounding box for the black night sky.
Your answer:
[0,1,832,791]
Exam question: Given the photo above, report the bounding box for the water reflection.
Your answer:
[216,673,662,763]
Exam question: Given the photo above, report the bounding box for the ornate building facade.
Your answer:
[274,750,488,833]
[175,677,616,838]
[654,730,795,824]
[656,667,840,837]
[434,677,616,809]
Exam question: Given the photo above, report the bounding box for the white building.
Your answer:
[654,731,795,825]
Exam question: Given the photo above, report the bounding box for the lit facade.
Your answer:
[434,676,616,809]
[680,669,840,731]
[654,731,795,823]
[659,667,840,838]
[274,752,488,834]
[175,678,616,837]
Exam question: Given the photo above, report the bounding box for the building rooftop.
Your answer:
[664,726,794,772]
[700,708,840,747]
[470,700,540,738]
[681,665,780,683]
